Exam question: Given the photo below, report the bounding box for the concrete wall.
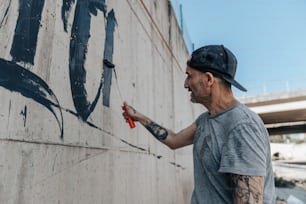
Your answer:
[0,0,202,203]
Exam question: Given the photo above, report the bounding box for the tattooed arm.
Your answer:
[122,102,196,149]
[230,174,264,204]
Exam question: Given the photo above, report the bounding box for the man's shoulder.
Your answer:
[195,111,209,122]
[221,103,265,132]
[231,102,261,120]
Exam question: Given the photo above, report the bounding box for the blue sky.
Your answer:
[176,0,306,97]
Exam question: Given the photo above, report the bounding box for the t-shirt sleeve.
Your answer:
[219,122,267,176]
[195,112,207,127]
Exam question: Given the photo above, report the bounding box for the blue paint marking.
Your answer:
[0,0,11,26]
[61,0,76,32]
[0,59,64,138]
[102,9,116,107]
[66,0,107,120]
[63,0,115,119]
[10,0,45,64]
[0,0,116,138]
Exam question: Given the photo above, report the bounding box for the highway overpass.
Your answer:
[240,89,306,135]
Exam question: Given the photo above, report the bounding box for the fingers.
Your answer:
[122,102,138,123]
[122,103,137,127]
[123,101,131,113]
[122,111,129,119]
[123,102,136,115]
[122,102,133,119]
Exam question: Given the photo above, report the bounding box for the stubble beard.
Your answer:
[190,92,210,105]
[190,92,199,103]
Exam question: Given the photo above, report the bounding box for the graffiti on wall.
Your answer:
[0,0,188,169]
[0,0,116,138]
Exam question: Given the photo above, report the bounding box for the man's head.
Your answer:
[187,45,247,92]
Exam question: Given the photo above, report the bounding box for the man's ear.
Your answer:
[205,72,215,85]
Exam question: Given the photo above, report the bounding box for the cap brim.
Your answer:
[223,75,247,92]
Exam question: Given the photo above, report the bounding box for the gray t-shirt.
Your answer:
[191,103,276,204]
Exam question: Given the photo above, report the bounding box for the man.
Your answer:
[123,45,276,203]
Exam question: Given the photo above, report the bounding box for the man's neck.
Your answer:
[205,90,237,116]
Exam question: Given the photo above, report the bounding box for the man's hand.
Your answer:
[122,102,138,122]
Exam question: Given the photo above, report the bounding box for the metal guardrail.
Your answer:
[236,79,306,99]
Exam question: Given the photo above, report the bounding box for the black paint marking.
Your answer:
[20,106,27,127]
[102,9,117,107]
[66,0,108,120]
[0,0,11,28]
[10,0,45,64]
[103,59,115,68]
[25,103,185,170]
[0,59,64,138]
[56,106,180,168]
[120,139,147,152]
[0,1,184,170]
[169,162,185,170]
[88,0,107,16]
[55,106,150,154]
[151,153,163,159]
[62,0,106,32]
[61,0,75,32]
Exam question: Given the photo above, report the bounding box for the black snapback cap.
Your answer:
[187,45,247,92]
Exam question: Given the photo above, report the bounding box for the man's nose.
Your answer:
[184,79,188,89]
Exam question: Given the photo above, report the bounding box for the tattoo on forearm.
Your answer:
[230,174,264,204]
[144,121,168,141]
